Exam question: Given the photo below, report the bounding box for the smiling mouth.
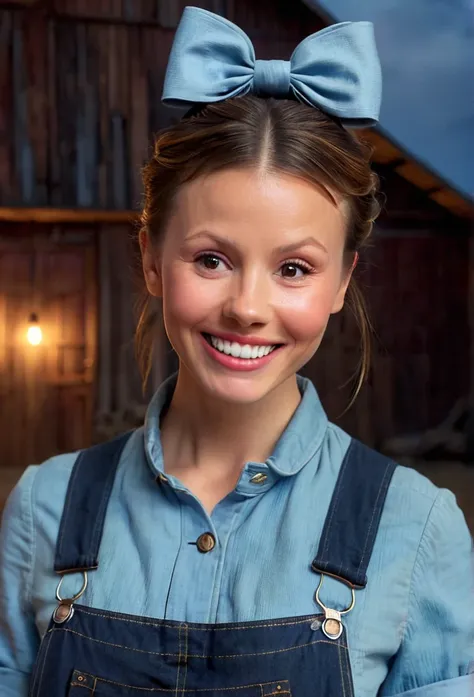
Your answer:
[202,333,282,360]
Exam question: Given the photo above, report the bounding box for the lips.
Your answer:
[200,332,284,372]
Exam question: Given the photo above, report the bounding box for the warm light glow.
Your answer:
[27,313,43,346]
[27,325,43,346]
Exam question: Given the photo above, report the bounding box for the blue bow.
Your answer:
[162,7,382,129]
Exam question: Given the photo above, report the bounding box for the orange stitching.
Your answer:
[181,623,188,696]
[92,676,293,692]
[175,623,182,697]
[261,681,291,697]
[343,642,355,697]
[74,606,317,632]
[49,626,347,660]
[33,631,53,696]
[70,685,93,691]
[338,641,346,697]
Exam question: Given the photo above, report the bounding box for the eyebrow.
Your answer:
[186,231,328,255]
[276,236,328,255]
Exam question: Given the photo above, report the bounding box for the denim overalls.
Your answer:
[29,433,396,696]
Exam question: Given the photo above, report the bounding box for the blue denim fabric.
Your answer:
[31,607,356,696]
[1,376,473,696]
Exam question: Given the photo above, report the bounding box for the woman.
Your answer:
[1,7,473,697]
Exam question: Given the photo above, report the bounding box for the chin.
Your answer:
[199,372,278,406]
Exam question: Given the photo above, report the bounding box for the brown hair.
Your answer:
[137,96,380,401]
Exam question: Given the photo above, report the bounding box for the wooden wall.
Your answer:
[0,0,470,457]
[0,222,97,469]
[0,0,323,210]
[93,216,469,450]
[304,228,469,447]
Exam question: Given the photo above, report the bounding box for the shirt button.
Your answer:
[196,533,216,553]
[249,473,267,485]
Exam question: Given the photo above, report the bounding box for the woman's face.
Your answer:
[141,168,352,405]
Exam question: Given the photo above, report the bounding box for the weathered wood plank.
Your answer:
[12,10,35,203]
[0,0,470,221]
[56,20,77,205]
[0,206,137,221]
[0,11,13,205]
[0,227,98,469]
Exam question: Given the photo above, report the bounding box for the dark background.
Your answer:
[0,0,472,527]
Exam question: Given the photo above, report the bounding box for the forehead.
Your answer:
[167,168,346,251]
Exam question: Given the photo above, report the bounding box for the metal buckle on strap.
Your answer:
[315,574,356,640]
[53,570,88,624]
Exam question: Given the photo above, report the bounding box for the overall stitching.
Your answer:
[29,630,53,697]
[175,623,182,697]
[356,462,393,576]
[48,626,348,659]
[87,437,130,567]
[260,681,291,697]
[72,606,320,631]
[337,641,346,697]
[318,441,353,563]
[175,623,189,697]
[69,676,294,693]
[341,638,355,697]
[55,454,82,563]
[181,623,189,696]
[87,466,115,568]
[70,674,97,695]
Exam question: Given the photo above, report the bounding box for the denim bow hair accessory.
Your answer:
[162,6,382,129]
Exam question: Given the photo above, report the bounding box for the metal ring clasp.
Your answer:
[56,570,88,603]
[315,574,356,640]
[53,571,88,624]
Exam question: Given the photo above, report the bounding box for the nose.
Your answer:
[222,269,272,327]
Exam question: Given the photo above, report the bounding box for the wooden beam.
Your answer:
[0,207,139,223]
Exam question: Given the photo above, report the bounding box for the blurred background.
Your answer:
[0,0,472,527]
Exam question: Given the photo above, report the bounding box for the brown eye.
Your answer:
[281,263,301,278]
[199,254,221,270]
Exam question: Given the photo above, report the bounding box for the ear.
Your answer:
[331,252,358,314]
[139,229,162,298]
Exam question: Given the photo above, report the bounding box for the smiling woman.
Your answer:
[137,97,377,407]
[1,6,472,697]
[139,161,360,408]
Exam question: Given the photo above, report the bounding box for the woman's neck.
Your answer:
[160,369,302,480]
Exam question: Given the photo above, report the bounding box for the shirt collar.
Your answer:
[144,373,328,479]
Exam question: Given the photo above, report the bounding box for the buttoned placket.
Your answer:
[157,462,277,623]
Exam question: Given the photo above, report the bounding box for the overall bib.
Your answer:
[29,435,396,697]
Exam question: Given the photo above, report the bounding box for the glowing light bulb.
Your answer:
[27,313,43,346]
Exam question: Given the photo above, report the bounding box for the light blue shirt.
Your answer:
[1,376,473,696]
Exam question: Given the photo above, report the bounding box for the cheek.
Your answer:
[161,264,220,328]
[278,282,338,343]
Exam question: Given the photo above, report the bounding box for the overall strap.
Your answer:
[54,431,134,573]
[312,439,397,589]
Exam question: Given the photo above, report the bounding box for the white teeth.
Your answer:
[209,335,276,359]
[230,342,241,357]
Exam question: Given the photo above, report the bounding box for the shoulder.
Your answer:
[325,424,469,542]
[350,440,472,580]
[3,429,143,548]
[1,452,81,573]
[328,422,442,501]
[3,452,79,525]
